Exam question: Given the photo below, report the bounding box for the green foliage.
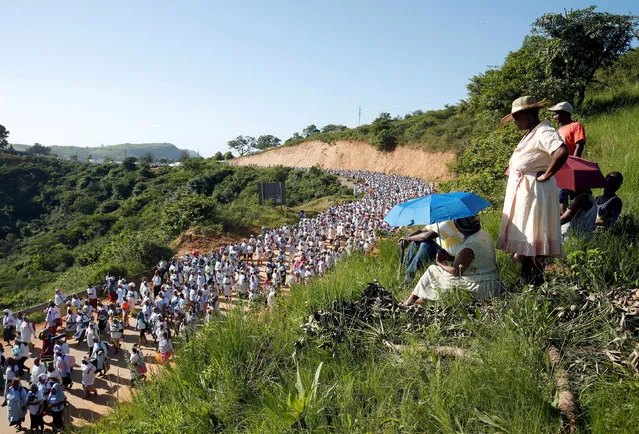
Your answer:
[533,6,638,106]
[178,149,191,161]
[227,135,255,156]
[369,112,397,151]
[212,151,224,161]
[139,152,154,164]
[26,143,51,156]
[223,151,234,160]
[302,124,320,138]
[122,157,138,170]
[0,125,8,151]
[255,135,281,150]
[440,125,520,205]
[161,194,219,235]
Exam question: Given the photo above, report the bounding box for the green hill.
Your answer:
[10,142,200,162]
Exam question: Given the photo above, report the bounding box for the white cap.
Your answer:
[548,101,574,113]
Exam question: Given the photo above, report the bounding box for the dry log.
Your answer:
[548,346,577,434]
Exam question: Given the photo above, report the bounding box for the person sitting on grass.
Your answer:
[596,171,624,229]
[398,219,464,285]
[560,189,597,238]
[403,216,502,306]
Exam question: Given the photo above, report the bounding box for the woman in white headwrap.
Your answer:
[2,309,16,345]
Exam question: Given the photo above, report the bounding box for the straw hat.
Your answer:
[500,96,551,124]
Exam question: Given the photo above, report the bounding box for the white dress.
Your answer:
[412,230,502,301]
[498,121,564,257]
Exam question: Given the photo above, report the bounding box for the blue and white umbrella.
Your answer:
[384,192,492,227]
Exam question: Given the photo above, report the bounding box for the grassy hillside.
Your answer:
[10,142,199,162]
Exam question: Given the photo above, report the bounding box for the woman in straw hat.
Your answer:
[498,96,569,284]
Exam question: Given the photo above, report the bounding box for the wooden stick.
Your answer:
[548,346,577,433]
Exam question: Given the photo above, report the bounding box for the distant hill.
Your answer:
[10,142,200,162]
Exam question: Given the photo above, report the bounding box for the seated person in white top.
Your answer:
[403,216,502,305]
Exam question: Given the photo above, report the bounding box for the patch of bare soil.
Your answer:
[231,140,456,181]
[171,226,261,256]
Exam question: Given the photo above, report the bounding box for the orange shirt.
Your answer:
[558,121,586,155]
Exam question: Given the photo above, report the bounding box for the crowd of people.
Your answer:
[1,169,435,432]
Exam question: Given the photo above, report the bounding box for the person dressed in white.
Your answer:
[81,357,98,397]
[30,358,47,385]
[20,316,36,349]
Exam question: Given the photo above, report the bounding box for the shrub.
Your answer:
[161,194,219,235]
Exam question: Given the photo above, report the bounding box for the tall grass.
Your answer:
[583,82,639,215]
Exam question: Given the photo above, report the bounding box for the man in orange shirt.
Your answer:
[548,101,587,212]
[548,101,586,157]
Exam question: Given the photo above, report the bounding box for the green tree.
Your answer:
[178,150,191,161]
[369,113,397,151]
[0,125,9,151]
[302,124,320,138]
[466,35,562,121]
[122,156,138,170]
[321,124,348,133]
[213,151,224,161]
[227,135,256,156]
[139,152,154,165]
[27,143,51,155]
[533,6,639,106]
[223,151,234,160]
[255,135,281,150]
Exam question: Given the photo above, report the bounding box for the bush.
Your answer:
[440,125,519,205]
[88,263,129,285]
[161,194,219,235]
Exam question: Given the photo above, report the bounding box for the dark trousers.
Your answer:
[30,412,44,432]
[51,409,64,431]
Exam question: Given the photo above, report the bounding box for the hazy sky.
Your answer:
[1,1,636,156]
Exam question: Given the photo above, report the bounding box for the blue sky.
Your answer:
[1,1,636,156]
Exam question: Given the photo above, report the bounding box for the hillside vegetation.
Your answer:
[0,159,350,310]
[10,142,198,162]
[82,8,639,433]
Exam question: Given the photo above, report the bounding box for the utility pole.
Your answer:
[358,106,361,126]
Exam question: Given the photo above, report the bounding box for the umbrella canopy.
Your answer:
[383,192,491,227]
[505,155,605,191]
[554,155,606,191]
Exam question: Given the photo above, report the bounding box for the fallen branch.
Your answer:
[383,340,481,363]
[548,346,577,433]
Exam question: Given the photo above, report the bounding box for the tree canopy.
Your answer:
[467,6,638,119]
[255,135,281,150]
[227,135,256,156]
[533,6,639,106]
[27,143,51,155]
[302,124,320,138]
[0,125,9,151]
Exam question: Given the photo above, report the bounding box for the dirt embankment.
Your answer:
[231,140,456,181]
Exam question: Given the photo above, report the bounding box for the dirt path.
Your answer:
[0,255,291,432]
